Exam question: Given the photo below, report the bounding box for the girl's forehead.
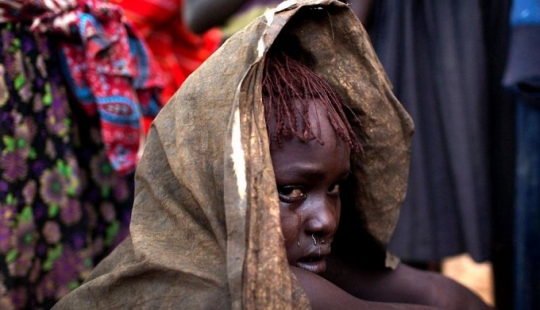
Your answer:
[267,98,347,147]
[268,99,343,150]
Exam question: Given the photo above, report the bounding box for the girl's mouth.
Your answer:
[296,257,327,274]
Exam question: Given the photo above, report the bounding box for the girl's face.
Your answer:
[269,100,351,274]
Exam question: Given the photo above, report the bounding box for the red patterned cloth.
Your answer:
[0,0,165,175]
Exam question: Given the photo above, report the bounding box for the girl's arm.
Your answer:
[322,256,493,310]
[291,266,438,310]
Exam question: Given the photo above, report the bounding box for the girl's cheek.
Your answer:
[280,210,303,242]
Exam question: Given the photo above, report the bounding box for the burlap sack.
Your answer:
[53,1,413,309]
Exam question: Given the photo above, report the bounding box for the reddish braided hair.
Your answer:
[262,50,362,153]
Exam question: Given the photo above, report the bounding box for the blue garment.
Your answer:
[507,1,540,310]
[515,96,540,310]
[511,0,540,25]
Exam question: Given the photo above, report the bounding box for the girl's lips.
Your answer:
[296,258,327,274]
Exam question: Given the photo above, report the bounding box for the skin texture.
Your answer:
[292,266,438,310]
[323,256,493,310]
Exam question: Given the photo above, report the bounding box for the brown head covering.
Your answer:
[53,0,413,309]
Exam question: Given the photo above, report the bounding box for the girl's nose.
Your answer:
[305,196,339,238]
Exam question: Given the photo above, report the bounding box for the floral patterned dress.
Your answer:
[0,20,136,310]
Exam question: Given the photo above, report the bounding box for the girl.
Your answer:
[54,1,490,309]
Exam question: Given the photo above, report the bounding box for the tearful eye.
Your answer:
[278,186,306,203]
[328,183,340,195]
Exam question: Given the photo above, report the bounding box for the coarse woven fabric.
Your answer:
[53,0,413,309]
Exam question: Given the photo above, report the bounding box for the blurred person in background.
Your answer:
[366,1,514,308]
[183,0,365,40]
[0,0,163,309]
[111,0,222,133]
[183,0,281,40]
[368,0,490,269]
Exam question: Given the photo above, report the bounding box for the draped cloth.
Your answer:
[53,1,413,308]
